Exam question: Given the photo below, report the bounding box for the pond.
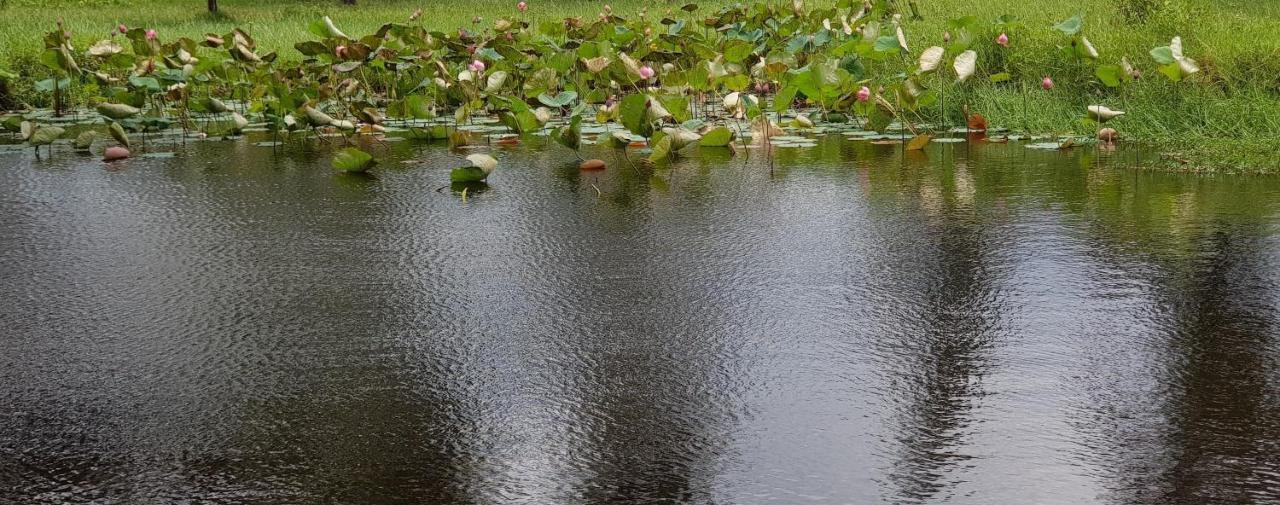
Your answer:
[2,134,1279,504]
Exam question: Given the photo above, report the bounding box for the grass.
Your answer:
[1,0,1278,172]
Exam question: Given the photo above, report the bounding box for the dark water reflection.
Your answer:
[1,135,1278,504]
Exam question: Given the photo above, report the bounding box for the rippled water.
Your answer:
[2,134,1279,504]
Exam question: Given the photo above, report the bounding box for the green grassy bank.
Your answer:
[1,0,1278,172]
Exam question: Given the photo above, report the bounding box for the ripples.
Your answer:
[1,135,1279,503]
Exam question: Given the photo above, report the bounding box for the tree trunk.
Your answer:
[207,0,217,13]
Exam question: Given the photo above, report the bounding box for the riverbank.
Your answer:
[1,0,1277,172]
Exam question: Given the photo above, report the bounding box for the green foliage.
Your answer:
[0,0,1272,172]
[332,147,375,172]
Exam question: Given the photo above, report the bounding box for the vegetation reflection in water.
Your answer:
[1,130,1278,503]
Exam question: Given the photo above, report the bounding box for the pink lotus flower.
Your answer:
[638,65,655,80]
[469,60,486,73]
[335,45,348,58]
[856,86,871,103]
[145,29,156,41]
[1041,76,1054,90]
[996,33,1009,47]
[517,1,527,12]
[118,24,128,34]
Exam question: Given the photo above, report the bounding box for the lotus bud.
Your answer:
[996,33,1009,47]
[118,24,128,34]
[856,86,871,103]
[638,65,655,80]
[1041,76,1054,90]
[517,1,527,12]
[145,29,156,41]
[335,45,348,58]
[469,59,486,73]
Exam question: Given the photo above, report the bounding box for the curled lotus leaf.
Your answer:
[1087,105,1125,122]
[953,50,977,82]
[29,126,65,146]
[230,112,249,133]
[73,131,99,150]
[87,39,123,57]
[108,121,130,149]
[97,103,140,120]
[919,46,944,73]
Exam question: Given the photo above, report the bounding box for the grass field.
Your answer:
[2,0,1278,172]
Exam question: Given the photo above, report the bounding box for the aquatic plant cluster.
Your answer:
[2,0,1200,175]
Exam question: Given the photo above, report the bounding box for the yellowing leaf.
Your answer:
[906,134,931,151]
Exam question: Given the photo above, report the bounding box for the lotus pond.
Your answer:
[2,124,1280,504]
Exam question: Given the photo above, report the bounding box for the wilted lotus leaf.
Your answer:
[88,39,123,57]
[953,50,976,82]
[919,46,944,73]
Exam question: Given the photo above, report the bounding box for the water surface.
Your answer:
[2,135,1279,504]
